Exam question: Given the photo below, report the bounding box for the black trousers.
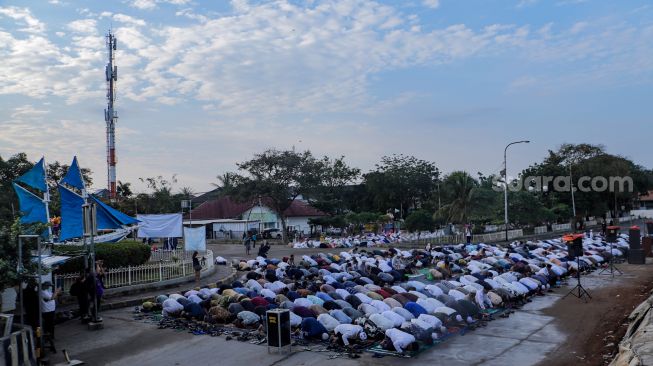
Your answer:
[42,311,55,338]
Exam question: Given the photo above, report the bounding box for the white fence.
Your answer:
[552,223,571,232]
[534,226,548,235]
[55,250,214,294]
[473,229,523,243]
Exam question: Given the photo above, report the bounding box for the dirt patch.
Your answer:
[537,263,653,366]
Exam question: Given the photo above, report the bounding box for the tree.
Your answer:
[363,155,439,218]
[308,156,360,215]
[439,171,478,224]
[211,172,241,197]
[404,209,435,232]
[117,181,133,198]
[231,149,324,243]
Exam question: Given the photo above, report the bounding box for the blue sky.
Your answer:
[1,0,652,194]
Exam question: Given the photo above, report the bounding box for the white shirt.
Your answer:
[41,289,56,312]
[448,289,466,301]
[370,313,395,331]
[334,324,364,346]
[393,307,415,321]
[317,314,340,332]
[418,314,443,329]
[385,328,416,353]
[382,310,406,327]
[370,300,391,313]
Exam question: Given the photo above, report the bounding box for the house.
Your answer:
[185,196,326,238]
[632,190,653,219]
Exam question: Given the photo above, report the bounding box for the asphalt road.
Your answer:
[47,263,648,366]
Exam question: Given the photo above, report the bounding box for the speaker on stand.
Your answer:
[600,226,622,277]
[562,233,591,302]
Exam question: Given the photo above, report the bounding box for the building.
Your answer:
[632,190,653,219]
[185,196,326,239]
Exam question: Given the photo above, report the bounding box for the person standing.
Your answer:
[192,251,202,284]
[244,235,251,255]
[465,225,472,244]
[252,232,257,248]
[41,281,61,353]
[69,274,89,322]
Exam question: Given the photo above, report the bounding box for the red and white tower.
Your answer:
[105,31,118,200]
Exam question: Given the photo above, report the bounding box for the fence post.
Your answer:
[128,266,132,285]
[182,259,186,277]
[159,262,163,281]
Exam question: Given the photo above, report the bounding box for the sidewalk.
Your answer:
[58,264,237,313]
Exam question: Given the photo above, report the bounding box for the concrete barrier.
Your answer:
[610,291,653,365]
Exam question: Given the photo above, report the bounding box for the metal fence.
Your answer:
[472,229,523,243]
[55,250,214,294]
[534,226,548,235]
[552,223,572,232]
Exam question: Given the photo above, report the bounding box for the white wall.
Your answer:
[631,210,653,219]
[286,216,321,234]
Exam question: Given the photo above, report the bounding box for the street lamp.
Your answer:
[504,140,530,241]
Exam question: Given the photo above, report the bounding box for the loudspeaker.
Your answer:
[628,249,646,264]
[606,226,620,243]
[629,227,641,250]
[565,235,583,258]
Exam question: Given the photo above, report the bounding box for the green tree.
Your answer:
[363,155,439,218]
[404,209,435,232]
[231,149,324,243]
[308,156,360,215]
[439,171,478,224]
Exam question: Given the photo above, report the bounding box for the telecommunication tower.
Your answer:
[105,31,118,200]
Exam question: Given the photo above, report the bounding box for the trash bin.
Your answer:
[266,309,291,354]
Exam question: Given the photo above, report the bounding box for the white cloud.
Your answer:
[0,6,46,33]
[422,0,440,9]
[10,105,50,119]
[128,0,191,10]
[570,21,588,34]
[113,13,147,27]
[517,0,538,8]
[67,19,97,34]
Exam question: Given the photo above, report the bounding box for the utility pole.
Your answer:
[105,31,118,201]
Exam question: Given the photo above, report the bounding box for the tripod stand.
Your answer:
[599,240,622,277]
[563,256,592,302]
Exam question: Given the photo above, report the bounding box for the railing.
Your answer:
[473,229,523,243]
[552,223,571,232]
[534,226,548,235]
[148,249,198,262]
[55,250,214,294]
[585,220,597,227]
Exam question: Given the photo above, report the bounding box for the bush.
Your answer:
[54,240,151,273]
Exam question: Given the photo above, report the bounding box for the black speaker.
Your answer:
[606,226,620,243]
[628,249,646,264]
[266,309,291,349]
[629,227,641,250]
[565,234,583,258]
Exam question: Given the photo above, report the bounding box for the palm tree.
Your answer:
[212,172,240,196]
[440,171,478,224]
[117,181,133,198]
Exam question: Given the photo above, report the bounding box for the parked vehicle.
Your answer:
[262,228,283,239]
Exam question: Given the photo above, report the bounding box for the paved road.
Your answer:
[47,266,634,366]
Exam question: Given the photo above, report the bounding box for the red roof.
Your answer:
[640,190,653,202]
[187,196,326,220]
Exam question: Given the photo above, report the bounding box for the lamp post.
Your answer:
[504,140,530,241]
